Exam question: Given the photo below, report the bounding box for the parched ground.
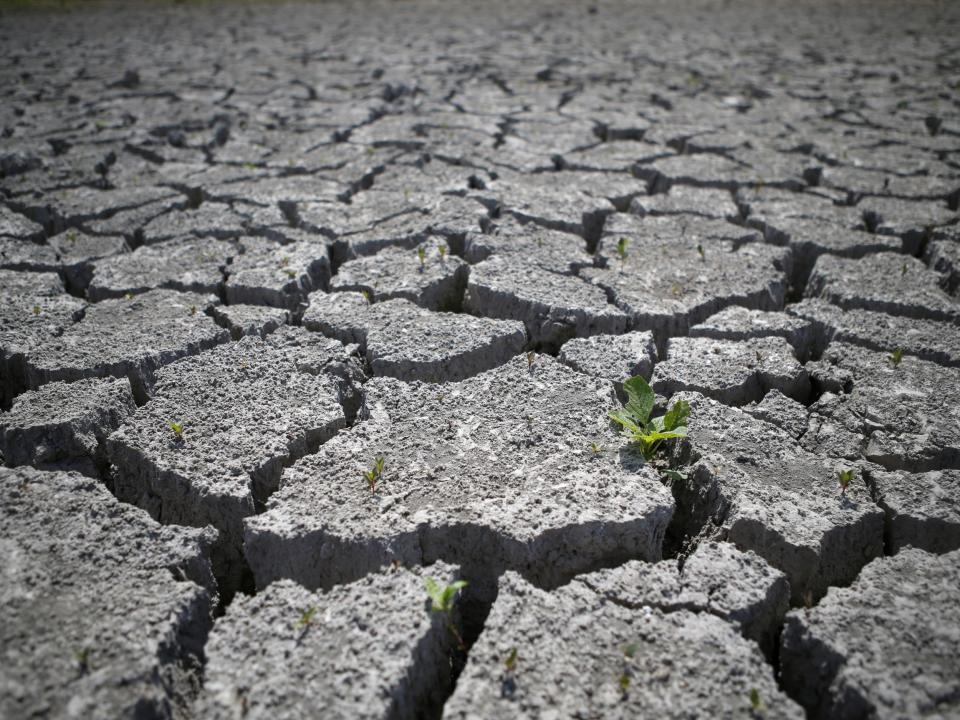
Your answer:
[1,0,959,718]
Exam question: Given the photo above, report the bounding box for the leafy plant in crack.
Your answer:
[749,688,763,712]
[417,245,426,271]
[364,455,386,493]
[424,577,468,651]
[32,305,41,316]
[888,347,904,367]
[438,244,448,262]
[526,351,536,371]
[837,468,853,495]
[696,243,705,261]
[168,421,185,442]
[189,305,197,316]
[609,376,689,461]
[589,441,603,455]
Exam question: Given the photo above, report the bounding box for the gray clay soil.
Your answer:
[1,0,959,718]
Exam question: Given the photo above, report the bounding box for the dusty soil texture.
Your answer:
[1,0,959,718]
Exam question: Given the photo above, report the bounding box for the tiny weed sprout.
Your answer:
[661,469,686,484]
[417,245,426,270]
[296,606,317,630]
[696,243,705,260]
[374,455,386,477]
[616,237,629,270]
[73,647,91,674]
[618,672,631,696]
[889,347,904,367]
[362,290,372,304]
[425,577,467,613]
[364,456,385,493]
[504,647,518,672]
[609,376,689,461]
[124,292,134,301]
[438,244,448,261]
[749,688,763,711]
[526,351,535,371]
[589,441,603,454]
[618,642,638,699]
[32,305,41,316]
[901,262,908,276]
[189,305,197,316]
[285,269,297,279]
[168,421,184,441]
[425,576,468,650]
[838,468,853,495]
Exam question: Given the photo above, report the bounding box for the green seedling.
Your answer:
[661,469,687,484]
[424,577,468,650]
[425,577,467,614]
[526,351,535,371]
[73,647,91,674]
[901,262,908,276]
[438,244,448,262]
[124,292,134,301]
[280,256,290,267]
[32,305,41,316]
[616,236,628,270]
[362,290,372,304]
[504,647,518,672]
[889,347,904,367]
[618,642,638,699]
[749,688,763,711]
[189,305,197,316]
[838,468,853,495]
[609,376,689,461]
[364,456,385,493]
[285,269,297,279]
[296,606,317,630]
[66,230,78,243]
[168,421,184,441]
[697,243,705,261]
[589,441,603,455]
[417,245,426,270]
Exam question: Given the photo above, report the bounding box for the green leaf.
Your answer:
[424,577,443,609]
[661,469,687,483]
[608,409,643,436]
[621,376,654,426]
[662,399,690,431]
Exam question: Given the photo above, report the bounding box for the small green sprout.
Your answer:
[661,469,687,484]
[526,351,535,371]
[168,421,184,441]
[901,262,908,276]
[438,244,448,262]
[362,290,372,304]
[73,647,91,674]
[838,468,853,495]
[889,348,904,367]
[124,292,134,301]
[616,237,628,270]
[425,577,467,613]
[618,643,638,699]
[589,441,603,455]
[609,376,689,461]
[280,256,290,267]
[417,245,426,270]
[296,606,317,630]
[285,269,297,279]
[749,687,763,711]
[697,243,705,261]
[189,305,197,316]
[364,456,385,493]
[32,305,41,316]
[425,576,469,650]
[242,162,256,170]
[504,647,518,672]
[66,229,78,243]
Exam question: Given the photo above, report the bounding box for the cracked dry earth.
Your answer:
[2,1,960,719]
